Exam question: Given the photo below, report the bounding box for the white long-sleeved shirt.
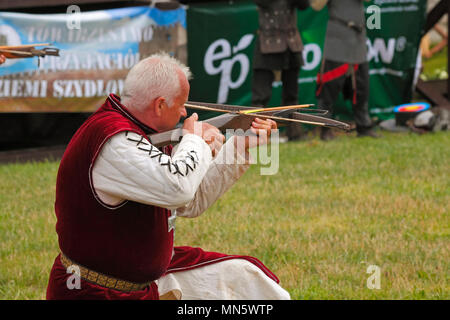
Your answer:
[91,132,290,300]
[91,132,250,217]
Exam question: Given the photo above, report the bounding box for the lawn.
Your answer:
[0,131,448,299]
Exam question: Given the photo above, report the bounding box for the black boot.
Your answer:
[357,127,380,138]
[320,127,336,141]
[287,123,304,141]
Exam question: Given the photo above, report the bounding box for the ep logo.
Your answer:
[204,34,254,103]
[204,35,323,103]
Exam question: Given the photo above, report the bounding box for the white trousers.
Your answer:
[156,259,291,300]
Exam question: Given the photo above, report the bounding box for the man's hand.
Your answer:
[181,112,200,135]
[182,113,225,157]
[235,117,278,151]
[0,54,6,65]
[201,122,225,157]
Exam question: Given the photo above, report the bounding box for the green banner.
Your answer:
[187,0,427,120]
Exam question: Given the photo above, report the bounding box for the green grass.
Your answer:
[0,131,449,299]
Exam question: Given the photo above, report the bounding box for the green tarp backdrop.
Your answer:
[186,0,427,120]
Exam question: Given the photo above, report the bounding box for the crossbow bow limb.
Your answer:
[0,43,60,66]
[149,101,350,147]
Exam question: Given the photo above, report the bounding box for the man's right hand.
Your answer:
[182,113,225,157]
[0,54,6,65]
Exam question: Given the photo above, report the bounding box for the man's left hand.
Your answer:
[237,117,278,150]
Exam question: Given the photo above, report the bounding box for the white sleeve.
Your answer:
[176,136,251,218]
[91,131,213,210]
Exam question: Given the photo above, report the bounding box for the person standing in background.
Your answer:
[252,0,310,141]
[312,0,379,140]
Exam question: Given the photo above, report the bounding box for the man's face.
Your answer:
[157,72,189,131]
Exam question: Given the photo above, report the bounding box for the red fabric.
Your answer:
[352,64,360,105]
[48,94,174,299]
[316,63,350,97]
[316,63,360,105]
[46,247,281,300]
[166,246,280,284]
[319,63,350,84]
[46,254,159,300]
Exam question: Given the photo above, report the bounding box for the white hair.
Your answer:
[121,53,191,111]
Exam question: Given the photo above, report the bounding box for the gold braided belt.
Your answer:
[60,252,151,292]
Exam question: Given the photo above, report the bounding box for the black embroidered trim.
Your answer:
[125,132,199,177]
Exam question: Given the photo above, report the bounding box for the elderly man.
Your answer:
[46,53,289,300]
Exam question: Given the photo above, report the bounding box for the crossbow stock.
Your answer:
[149,101,350,147]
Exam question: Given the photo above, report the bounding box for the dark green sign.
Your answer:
[187,0,427,120]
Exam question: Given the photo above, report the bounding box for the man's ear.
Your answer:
[153,97,165,116]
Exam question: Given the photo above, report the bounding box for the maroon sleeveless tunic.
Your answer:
[47,94,173,299]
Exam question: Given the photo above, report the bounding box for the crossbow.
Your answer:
[149,101,350,147]
[0,43,60,66]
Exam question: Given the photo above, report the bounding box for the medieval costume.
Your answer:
[252,0,310,140]
[313,0,376,139]
[46,94,290,300]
